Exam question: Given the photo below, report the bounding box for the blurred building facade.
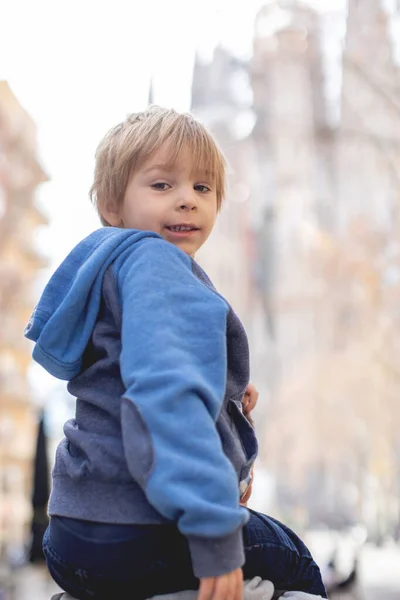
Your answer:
[193,47,275,450]
[0,81,48,560]
[192,0,400,538]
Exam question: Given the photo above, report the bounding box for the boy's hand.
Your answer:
[239,469,254,506]
[242,382,258,416]
[198,568,243,600]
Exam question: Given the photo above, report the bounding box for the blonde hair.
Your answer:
[90,106,227,226]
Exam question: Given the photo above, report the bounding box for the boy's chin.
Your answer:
[163,238,199,258]
[177,242,198,258]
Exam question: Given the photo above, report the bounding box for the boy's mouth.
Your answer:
[165,224,200,233]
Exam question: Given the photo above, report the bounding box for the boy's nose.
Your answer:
[177,191,198,211]
[179,201,197,211]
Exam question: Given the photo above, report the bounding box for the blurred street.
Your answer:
[303,526,400,600]
[360,544,400,600]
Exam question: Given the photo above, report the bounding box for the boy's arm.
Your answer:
[114,238,248,580]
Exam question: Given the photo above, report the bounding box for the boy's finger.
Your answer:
[226,575,236,600]
[198,578,214,600]
[247,391,258,411]
[213,574,228,600]
[234,570,243,600]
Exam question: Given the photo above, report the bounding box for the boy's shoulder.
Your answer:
[112,232,198,280]
[116,232,189,260]
[109,234,227,310]
[80,228,210,286]
[191,260,217,292]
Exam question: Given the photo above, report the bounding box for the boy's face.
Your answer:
[104,144,218,258]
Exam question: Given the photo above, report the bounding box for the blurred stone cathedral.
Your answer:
[194,0,400,538]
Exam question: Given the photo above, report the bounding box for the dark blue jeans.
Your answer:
[43,510,327,599]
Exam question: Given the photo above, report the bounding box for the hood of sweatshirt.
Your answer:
[24,227,162,380]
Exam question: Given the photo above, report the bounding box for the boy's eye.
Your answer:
[194,184,211,193]
[151,182,170,190]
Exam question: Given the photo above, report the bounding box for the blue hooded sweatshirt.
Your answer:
[25,227,258,579]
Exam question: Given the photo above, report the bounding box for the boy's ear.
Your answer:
[101,199,122,227]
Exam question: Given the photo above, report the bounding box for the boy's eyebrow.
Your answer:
[142,163,172,174]
[142,164,213,180]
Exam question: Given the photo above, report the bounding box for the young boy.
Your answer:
[25,107,327,600]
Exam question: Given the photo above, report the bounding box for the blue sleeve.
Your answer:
[114,238,248,578]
